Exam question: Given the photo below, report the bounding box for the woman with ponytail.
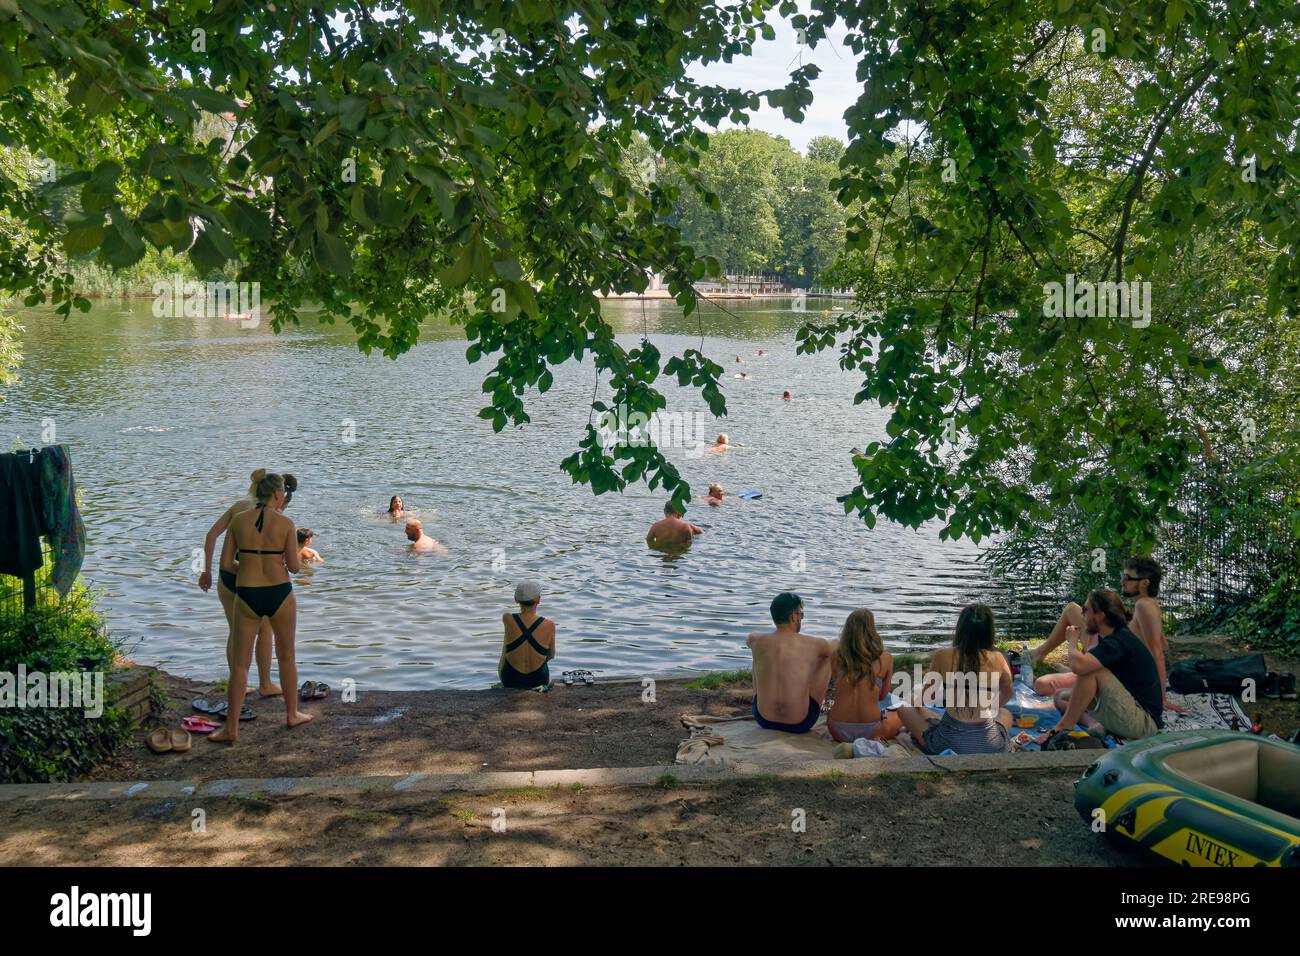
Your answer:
[210,471,313,742]
[198,468,282,697]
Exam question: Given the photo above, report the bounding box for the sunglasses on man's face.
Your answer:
[1121,573,1144,582]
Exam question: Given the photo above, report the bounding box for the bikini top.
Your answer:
[238,503,282,556]
[506,614,549,656]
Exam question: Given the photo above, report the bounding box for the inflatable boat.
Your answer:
[1073,730,1300,867]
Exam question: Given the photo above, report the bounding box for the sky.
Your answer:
[685,7,860,153]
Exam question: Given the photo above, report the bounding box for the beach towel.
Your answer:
[675,712,910,767]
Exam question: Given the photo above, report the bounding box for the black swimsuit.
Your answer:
[234,504,293,618]
[499,614,550,689]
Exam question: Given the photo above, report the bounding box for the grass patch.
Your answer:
[570,782,586,793]
[685,669,752,690]
[825,768,846,780]
[655,772,680,789]
[451,808,478,822]
[891,653,930,670]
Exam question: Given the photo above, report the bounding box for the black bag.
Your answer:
[1042,729,1104,751]
[1167,653,1268,696]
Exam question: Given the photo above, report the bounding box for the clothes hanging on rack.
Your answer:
[39,444,85,596]
[0,450,45,578]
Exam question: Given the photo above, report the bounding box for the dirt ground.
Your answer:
[0,769,1135,866]
[89,671,753,781]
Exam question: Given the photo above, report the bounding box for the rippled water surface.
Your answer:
[5,299,1056,687]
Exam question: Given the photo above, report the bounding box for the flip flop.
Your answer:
[169,729,192,752]
[146,728,173,753]
[208,701,256,721]
[561,669,595,685]
[191,697,222,714]
[181,716,220,734]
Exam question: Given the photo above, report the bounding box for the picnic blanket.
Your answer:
[677,685,1251,766]
[675,712,912,767]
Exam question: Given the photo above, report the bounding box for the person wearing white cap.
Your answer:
[499,580,556,689]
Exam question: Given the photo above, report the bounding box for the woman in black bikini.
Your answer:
[198,469,296,697]
[498,581,556,690]
[209,472,313,742]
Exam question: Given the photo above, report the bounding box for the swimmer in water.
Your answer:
[646,502,704,548]
[709,433,731,453]
[387,495,405,519]
[734,372,749,380]
[406,518,448,554]
[735,355,744,363]
[705,483,725,506]
[297,528,323,564]
[782,390,792,400]
[757,349,765,356]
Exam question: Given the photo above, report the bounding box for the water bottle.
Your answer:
[1019,643,1033,686]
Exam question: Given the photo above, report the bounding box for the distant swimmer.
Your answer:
[646,502,703,548]
[734,372,749,380]
[757,349,765,356]
[709,433,731,453]
[705,483,725,506]
[406,518,448,554]
[735,355,744,363]
[298,528,323,564]
[387,495,405,519]
[782,390,792,400]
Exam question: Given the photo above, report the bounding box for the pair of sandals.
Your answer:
[561,669,596,686]
[299,681,330,701]
[191,697,256,721]
[147,728,193,753]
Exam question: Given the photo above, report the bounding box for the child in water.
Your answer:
[297,528,323,564]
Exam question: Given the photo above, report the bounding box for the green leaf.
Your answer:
[314,231,352,276]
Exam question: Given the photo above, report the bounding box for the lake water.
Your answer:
[4,298,1057,688]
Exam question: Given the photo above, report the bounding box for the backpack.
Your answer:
[1167,653,1268,696]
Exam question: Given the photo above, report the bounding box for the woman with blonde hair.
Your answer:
[827,608,901,742]
[197,468,296,697]
[209,471,312,743]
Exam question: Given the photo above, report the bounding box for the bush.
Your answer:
[0,593,133,783]
[1188,576,1300,655]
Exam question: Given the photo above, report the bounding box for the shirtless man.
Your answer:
[1030,555,1180,712]
[646,503,703,548]
[747,592,834,734]
[705,483,724,506]
[406,519,447,554]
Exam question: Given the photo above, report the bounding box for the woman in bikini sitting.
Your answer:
[498,580,556,690]
[828,608,902,743]
[209,472,313,742]
[897,604,1014,755]
[198,469,297,698]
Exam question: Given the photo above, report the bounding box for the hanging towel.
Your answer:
[0,451,45,578]
[39,444,86,596]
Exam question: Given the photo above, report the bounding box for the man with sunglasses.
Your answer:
[1028,555,1181,713]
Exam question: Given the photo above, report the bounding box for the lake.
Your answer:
[3,298,1056,688]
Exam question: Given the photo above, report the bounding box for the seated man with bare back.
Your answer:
[747,592,835,734]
